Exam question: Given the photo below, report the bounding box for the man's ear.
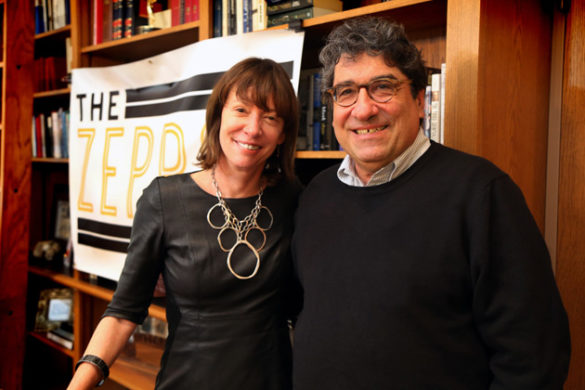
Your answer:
[416,89,425,118]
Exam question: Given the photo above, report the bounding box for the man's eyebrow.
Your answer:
[333,74,400,86]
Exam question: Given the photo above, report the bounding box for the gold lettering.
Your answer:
[159,122,186,176]
[127,126,154,218]
[77,129,96,212]
[101,127,124,216]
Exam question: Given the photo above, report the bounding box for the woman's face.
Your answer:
[218,88,285,176]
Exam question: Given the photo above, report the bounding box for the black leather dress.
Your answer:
[104,173,301,389]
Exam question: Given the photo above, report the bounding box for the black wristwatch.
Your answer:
[76,354,109,387]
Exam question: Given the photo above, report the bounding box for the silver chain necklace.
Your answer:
[206,167,274,279]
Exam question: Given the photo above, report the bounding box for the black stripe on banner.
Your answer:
[126,71,224,103]
[78,233,129,253]
[124,61,295,103]
[125,94,211,118]
[78,218,132,239]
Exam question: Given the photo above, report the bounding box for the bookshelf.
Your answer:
[0,0,562,388]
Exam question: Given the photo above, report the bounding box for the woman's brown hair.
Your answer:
[197,57,299,185]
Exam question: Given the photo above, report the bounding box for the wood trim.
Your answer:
[295,151,345,159]
[0,1,34,388]
[29,266,167,321]
[556,0,585,388]
[445,0,551,230]
[544,10,567,268]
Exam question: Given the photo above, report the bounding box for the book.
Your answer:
[251,0,266,31]
[113,0,124,39]
[222,0,229,36]
[124,0,148,37]
[35,0,46,34]
[267,0,341,15]
[423,84,431,139]
[52,0,68,30]
[93,0,103,44]
[440,62,446,144]
[312,72,322,150]
[51,110,62,158]
[103,0,114,42]
[47,324,74,350]
[213,0,222,36]
[267,6,337,27]
[430,72,441,143]
[169,0,183,26]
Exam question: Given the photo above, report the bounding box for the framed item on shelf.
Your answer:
[33,287,73,333]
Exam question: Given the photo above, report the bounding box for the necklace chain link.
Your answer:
[207,167,273,279]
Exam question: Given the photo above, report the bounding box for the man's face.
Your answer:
[332,53,425,183]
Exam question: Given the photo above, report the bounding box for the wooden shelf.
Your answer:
[296,150,345,159]
[35,25,71,41]
[33,88,71,99]
[28,266,166,321]
[32,157,69,164]
[81,21,202,62]
[28,331,75,358]
[109,354,159,389]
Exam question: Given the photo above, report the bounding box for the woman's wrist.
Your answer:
[75,355,109,387]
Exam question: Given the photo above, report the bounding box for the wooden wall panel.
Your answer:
[0,0,34,388]
[556,0,585,387]
[445,0,552,229]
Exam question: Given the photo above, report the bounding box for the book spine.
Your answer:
[35,0,46,34]
[312,72,322,150]
[439,62,446,144]
[185,0,193,22]
[170,0,181,26]
[103,0,113,42]
[213,0,222,36]
[222,0,229,36]
[93,0,103,44]
[46,331,73,349]
[267,0,312,15]
[430,72,441,143]
[51,110,62,158]
[267,6,313,28]
[192,0,200,21]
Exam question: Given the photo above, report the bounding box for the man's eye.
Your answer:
[373,81,396,92]
[337,86,356,97]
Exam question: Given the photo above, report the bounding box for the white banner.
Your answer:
[69,29,305,281]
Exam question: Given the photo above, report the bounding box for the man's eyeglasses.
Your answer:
[325,78,411,107]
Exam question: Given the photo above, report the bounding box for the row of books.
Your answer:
[212,0,267,36]
[92,0,199,44]
[423,63,446,144]
[32,108,70,159]
[297,69,339,151]
[34,55,69,92]
[34,0,71,34]
[267,0,342,28]
[212,0,342,36]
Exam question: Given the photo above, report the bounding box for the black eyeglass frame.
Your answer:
[325,78,412,107]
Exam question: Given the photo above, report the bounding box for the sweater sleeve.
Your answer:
[103,178,166,324]
[468,174,570,389]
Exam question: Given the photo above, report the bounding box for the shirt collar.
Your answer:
[337,129,431,187]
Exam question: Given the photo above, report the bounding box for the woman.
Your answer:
[68,57,301,390]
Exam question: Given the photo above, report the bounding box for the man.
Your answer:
[292,17,570,389]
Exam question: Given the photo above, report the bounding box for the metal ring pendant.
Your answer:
[207,203,228,229]
[256,206,274,230]
[245,227,267,252]
[227,240,260,280]
[217,227,238,252]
